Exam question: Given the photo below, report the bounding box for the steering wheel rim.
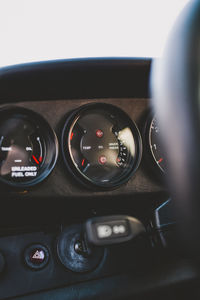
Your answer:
[151,0,200,255]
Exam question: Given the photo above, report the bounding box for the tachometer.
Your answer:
[61,103,142,189]
[0,107,58,188]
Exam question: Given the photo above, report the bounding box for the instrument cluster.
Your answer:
[0,103,164,190]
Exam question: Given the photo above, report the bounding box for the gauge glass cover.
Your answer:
[0,107,58,187]
[62,104,142,189]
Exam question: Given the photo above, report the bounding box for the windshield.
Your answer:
[0,0,189,68]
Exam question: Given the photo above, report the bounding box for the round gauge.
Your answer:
[0,107,58,188]
[62,103,142,189]
[149,116,165,173]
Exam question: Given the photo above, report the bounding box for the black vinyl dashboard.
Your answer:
[0,59,170,300]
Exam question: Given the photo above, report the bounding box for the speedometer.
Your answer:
[61,103,142,189]
[0,107,58,188]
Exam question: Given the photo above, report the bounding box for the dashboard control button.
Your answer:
[24,244,49,270]
[30,249,45,264]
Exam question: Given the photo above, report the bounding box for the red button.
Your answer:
[96,129,103,138]
[99,155,107,165]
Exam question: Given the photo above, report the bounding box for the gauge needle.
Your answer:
[158,158,163,164]
[70,132,74,140]
[32,155,39,164]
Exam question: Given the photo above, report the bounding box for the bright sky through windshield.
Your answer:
[0,0,190,67]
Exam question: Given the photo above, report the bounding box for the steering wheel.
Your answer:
[152,0,200,255]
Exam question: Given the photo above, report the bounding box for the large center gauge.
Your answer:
[0,107,58,188]
[62,103,142,189]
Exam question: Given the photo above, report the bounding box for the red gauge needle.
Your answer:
[158,158,163,164]
[32,155,39,165]
[70,132,74,140]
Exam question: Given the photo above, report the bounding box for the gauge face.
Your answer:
[0,107,58,188]
[149,117,165,173]
[62,104,142,189]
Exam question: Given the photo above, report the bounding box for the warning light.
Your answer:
[99,155,107,165]
[96,129,103,138]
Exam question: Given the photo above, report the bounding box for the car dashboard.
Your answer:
[0,59,172,300]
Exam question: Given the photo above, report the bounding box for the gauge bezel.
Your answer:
[0,106,58,188]
[61,103,142,190]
